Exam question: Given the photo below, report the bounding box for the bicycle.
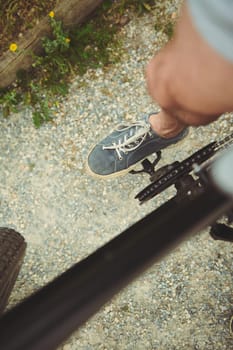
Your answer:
[0,133,232,349]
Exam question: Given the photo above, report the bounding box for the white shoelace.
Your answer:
[103,121,152,160]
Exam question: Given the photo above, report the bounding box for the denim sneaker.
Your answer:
[87,113,188,178]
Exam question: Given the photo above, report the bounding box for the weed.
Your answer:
[32,15,72,85]
[0,89,20,117]
[28,83,53,128]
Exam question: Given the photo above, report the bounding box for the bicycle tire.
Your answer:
[0,228,26,314]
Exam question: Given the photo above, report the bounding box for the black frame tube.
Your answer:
[0,185,232,350]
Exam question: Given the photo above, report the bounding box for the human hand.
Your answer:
[146,2,233,127]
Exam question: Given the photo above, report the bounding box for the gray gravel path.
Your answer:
[1,7,233,350]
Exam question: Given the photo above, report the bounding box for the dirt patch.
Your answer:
[0,0,56,55]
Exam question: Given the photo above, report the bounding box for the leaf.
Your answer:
[32,111,43,128]
[143,2,152,11]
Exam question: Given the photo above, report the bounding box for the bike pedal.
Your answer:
[130,151,162,177]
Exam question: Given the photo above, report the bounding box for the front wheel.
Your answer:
[0,228,26,314]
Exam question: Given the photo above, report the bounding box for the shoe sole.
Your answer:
[86,131,189,179]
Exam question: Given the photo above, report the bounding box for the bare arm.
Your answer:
[146,2,233,126]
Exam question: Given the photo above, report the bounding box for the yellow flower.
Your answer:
[9,43,18,52]
[49,11,55,18]
[65,38,71,43]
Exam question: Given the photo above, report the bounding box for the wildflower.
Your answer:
[49,11,55,18]
[65,38,71,43]
[9,43,18,52]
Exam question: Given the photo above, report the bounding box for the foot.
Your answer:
[86,113,188,178]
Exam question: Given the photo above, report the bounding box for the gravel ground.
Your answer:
[1,5,233,350]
